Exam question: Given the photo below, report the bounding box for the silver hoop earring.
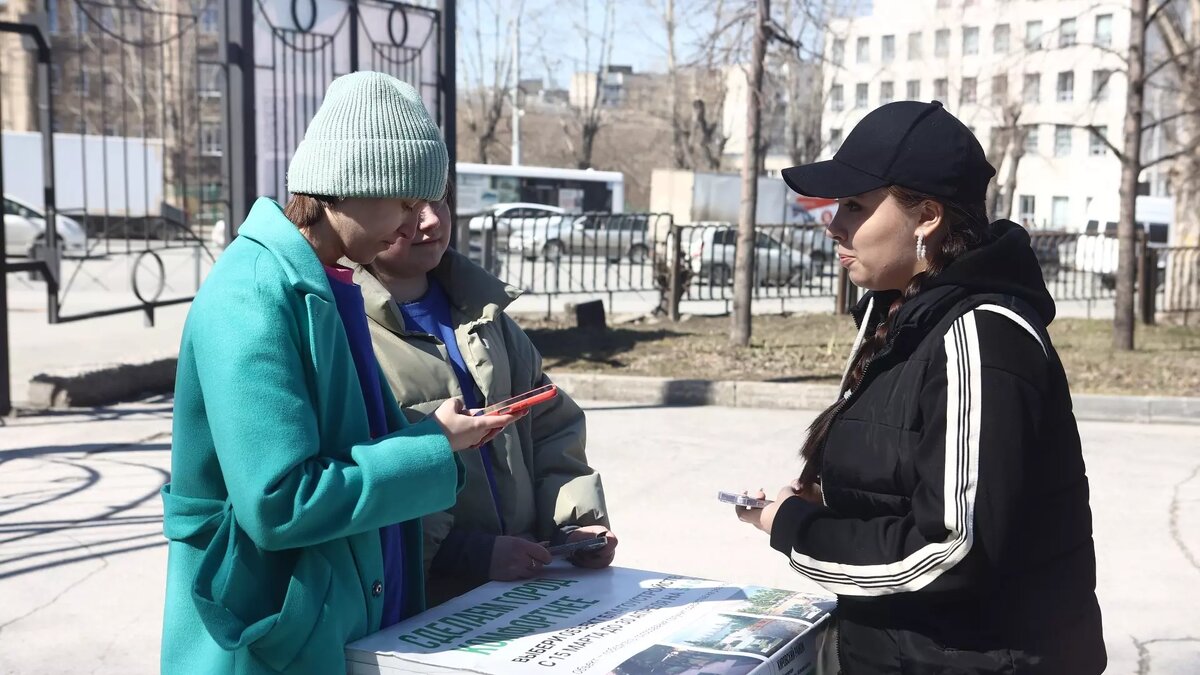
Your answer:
[916,233,927,261]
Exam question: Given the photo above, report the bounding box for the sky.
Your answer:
[456,0,869,90]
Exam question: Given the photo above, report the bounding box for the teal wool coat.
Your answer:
[160,198,464,674]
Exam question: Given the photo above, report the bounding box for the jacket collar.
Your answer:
[235,197,332,299]
[352,249,521,334]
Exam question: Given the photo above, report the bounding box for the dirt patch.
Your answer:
[518,313,1200,397]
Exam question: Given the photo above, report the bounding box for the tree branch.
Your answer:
[1146,0,1174,27]
[1082,123,1129,163]
[1142,108,1200,133]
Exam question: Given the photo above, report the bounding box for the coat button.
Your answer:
[371,580,383,597]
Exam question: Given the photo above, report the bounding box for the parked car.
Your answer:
[785,226,837,268]
[509,213,651,263]
[466,202,568,251]
[3,194,87,258]
[686,224,812,286]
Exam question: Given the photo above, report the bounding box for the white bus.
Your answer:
[455,163,625,215]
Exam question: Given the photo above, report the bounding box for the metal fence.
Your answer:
[463,213,1200,320]
[1155,245,1200,320]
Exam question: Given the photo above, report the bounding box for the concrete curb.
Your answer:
[547,372,1200,425]
[28,358,178,409]
[21,359,1200,425]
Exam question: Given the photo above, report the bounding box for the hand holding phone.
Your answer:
[545,533,608,558]
[718,490,773,509]
[474,384,559,417]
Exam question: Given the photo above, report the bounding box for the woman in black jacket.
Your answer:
[736,101,1106,674]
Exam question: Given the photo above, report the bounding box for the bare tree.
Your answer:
[731,0,769,347]
[555,0,616,170]
[459,0,522,163]
[1149,0,1200,320]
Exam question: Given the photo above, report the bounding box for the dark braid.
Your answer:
[797,186,993,487]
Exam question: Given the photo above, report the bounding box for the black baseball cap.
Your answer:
[782,100,996,204]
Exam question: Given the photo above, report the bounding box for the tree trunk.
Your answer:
[731,0,768,347]
[998,128,1027,224]
[1164,149,1200,320]
[1115,0,1147,350]
[664,0,689,169]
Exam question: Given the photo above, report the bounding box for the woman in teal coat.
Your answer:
[160,72,517,674]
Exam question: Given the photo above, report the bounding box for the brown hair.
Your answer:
[796,186,993,486]
[283,194,341,229]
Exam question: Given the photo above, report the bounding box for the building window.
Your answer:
[80,69,90,96]
[72,4,89,33]
[880,81,895,105]
[994,24,1010,53]
[908,31,922,60]
[907,79,921,100]
[1089,126,1108,156]
[1092,69,1112,101]
[1026,20,1043,50]
[935,29,950,57]
[963,27,980,55]
[934,77,948,100]
[1024,124,1040,153]
[1057,71,1074,102]
[200,2,220,34]
[857,37,870,63]
[200,64,223,97]
[48,0,60,34]
[882,35,895,63]
[832,38,845,65]
[1019,195,1037,224]
[830,128,843,153]
[1023,73,1040,103]
[961,77,977,105]
[201,122,223,157]
[992,74,1008,101]
[1059,18,1078,48]
[1095,14,1113,47]
[1054,125,1072,157]
[1051,196,1069,228]
[856,83,869,108]
[830,84,844,112]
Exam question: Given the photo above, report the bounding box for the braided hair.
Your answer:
[796,186,996,487]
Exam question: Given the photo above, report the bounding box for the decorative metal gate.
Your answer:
[0,0,453,414]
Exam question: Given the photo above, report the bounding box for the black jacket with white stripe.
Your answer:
[771,222,1106,674]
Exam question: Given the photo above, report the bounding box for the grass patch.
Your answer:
[519,313,1200,397]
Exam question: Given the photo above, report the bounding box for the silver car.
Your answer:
[687,225,812,286]
[3,194,88,258]
[510,214,652,263]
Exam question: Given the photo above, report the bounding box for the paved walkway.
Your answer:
[1,401,1197,674]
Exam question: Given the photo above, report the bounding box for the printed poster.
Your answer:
[346,566,835,675]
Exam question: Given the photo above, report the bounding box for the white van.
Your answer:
[1074,196,1172,284]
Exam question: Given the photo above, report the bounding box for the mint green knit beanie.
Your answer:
[287,71,448,200]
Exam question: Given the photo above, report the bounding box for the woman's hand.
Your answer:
[566,526,619,569]
[431,398,523,451]
[489,535,553,581]
[735,486,804,535]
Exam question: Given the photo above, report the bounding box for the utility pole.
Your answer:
[731,0,769,347]
[510,15,522,165]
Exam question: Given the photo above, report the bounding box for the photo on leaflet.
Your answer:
[726,587,836,625]
[607,644,763,675]
[661,613,807,658]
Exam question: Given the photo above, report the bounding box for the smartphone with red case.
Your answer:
[474,384,559,417]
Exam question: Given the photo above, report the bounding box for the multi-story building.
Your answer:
[820,0,1156,230]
